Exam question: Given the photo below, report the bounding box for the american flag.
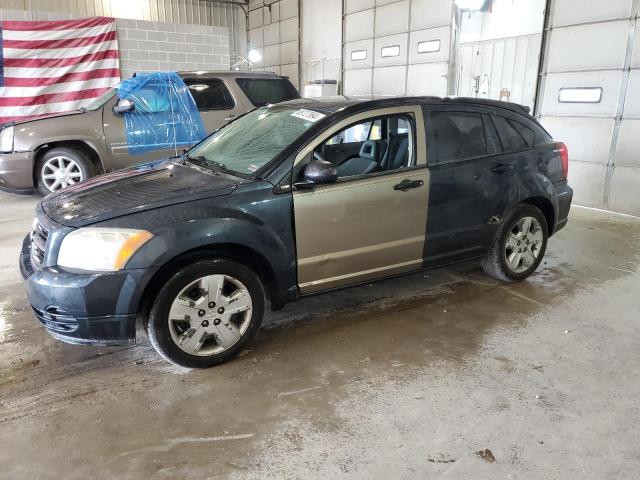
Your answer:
[0,16,120,125]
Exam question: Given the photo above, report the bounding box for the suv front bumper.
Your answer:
[20,235,157,346]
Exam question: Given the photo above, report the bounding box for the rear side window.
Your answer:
[236,78,300,107]
[185,79,235,110]
[493,116,535,151]
[430,111,487,162]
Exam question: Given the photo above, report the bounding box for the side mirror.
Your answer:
[113,98,135,115]
[294,160,338,189]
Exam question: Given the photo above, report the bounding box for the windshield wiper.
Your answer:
[185,155,227,173]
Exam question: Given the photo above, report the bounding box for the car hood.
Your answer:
[5,109,86,128]
[41,159,241,228]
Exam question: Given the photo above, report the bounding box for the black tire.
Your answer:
[481,204,549,282]
[146,258,265,368]
[36,147,96,196]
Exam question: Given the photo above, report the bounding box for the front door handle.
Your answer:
[394,179,424,191]
[491,162,515,173]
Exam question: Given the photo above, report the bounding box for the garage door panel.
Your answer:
[567,161,607,207]
[266,2,280,23]
[547,21,628,72]
[346,0,375,14]
[410,0,453,30]
[280,40,298,65]
[540,71,622,117]
[279,0,299,19]
[623,70,640,117]
[373,66,406,95]
[632,20,640,68]
[374,0,409,37]
[345,39,374,69]
[406,62,448,96]
[552,0,633,27]
[540,116,614,165]
[280,17,298,43]
[408,26,450,64]
[249,27,263,49]
[614,119,640,167]
[346,9,375,42]
[374,33,408,67]
[249,8,264,29]
[344,69,373,96]
[280,63,298,85]
[263,22,280,46]
[264,44,280,66]
[608,165,640,215]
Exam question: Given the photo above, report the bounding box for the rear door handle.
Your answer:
[394,179,424,191]
[491,162,515,173]
[225,114,237,121]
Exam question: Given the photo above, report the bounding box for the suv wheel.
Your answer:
[482,204,548,282]
[36,147,95,195]
[146,258,265,368]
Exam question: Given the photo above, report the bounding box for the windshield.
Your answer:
[84,87,117,111]
[188,105,325,175]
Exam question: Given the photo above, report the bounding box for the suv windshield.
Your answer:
[236,78,300,107]
[188,105,324,175]
[84,87,117,111]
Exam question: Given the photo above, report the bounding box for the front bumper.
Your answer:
[20,235,157,346]
[0,151,35,194]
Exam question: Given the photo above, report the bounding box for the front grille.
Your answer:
[32,306,79,333]
[30,219,49,269]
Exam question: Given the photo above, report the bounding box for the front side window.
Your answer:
[185,79,235,111]
[188,106,321,175]
[316,113,414,179]
[236,78,300,107]
[430,111,487,163]
[493,116,535,151]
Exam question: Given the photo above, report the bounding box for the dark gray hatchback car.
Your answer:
[20,96,572,368]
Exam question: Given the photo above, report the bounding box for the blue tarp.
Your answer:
[117,72,206,155]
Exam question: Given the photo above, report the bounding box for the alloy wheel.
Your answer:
[167,274,253,356]
[504,216,544,274]
[41,156,83,192]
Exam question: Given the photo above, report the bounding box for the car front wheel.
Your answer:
[36,147,95,195]
[482,204,549,282]
[146,258,265,368]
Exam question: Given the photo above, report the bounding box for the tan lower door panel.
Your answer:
[294,168,430,294]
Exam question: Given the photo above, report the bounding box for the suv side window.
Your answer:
[493,115,535,151]
[430,111,487,163]
[236,78,300,107]
[185,79,235,111]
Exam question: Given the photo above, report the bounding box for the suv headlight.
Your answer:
[0,126,14,153]
[58,228,153,272]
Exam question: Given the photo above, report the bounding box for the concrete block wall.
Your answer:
[0,9,231,81]
[116,19,230,79]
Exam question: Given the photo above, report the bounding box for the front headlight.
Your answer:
[0,126,14,153]
[57,228,153,272]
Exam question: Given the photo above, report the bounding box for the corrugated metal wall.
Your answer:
[2,0,247,65]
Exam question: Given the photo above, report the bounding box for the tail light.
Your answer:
[554,142,569,179]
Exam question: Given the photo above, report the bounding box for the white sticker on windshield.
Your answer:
[291,108,326,122]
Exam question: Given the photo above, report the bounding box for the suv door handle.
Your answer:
[394,179,424,191]
[491,162,515,173]
[225,114,237,121]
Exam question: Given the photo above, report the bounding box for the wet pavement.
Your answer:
[1,191,639,479]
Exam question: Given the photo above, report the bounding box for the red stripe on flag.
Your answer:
[1,16,113,31]
[3,30,117,50]
[0,87,111,107]
[3,49,119,68]
[1,68,120,87]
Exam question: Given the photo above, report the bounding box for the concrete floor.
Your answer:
[0,190,639,480]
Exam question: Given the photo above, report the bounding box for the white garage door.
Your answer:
[343,0,454,97]
[537,0,640,215]
[247,0,300,88]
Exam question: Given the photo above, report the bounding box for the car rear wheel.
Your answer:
[36,147,95,196]
[146,258,265,368]
[481,204,548,282]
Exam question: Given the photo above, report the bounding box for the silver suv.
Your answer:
[0,71,299,195]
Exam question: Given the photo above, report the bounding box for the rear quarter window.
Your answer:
[185,79,235,111]
[236,78,300,107]
[493,115,536,151]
